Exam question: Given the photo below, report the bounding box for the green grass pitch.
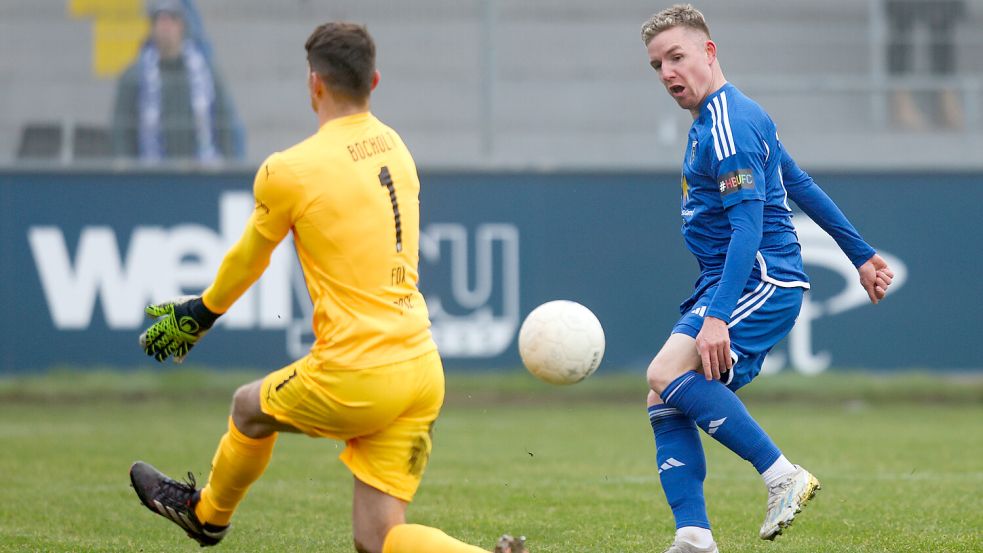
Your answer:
[0,369,980,552]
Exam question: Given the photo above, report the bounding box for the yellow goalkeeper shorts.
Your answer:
[259,349,444,502]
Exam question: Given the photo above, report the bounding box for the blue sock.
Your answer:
[648,404,709,529]
[661,373,781,473]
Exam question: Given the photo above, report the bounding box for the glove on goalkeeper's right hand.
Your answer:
[139,295,221,363]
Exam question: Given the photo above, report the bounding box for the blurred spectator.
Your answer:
[885,0,966,130]
[111,0,243,162]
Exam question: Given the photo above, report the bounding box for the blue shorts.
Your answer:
[672,281,804,391]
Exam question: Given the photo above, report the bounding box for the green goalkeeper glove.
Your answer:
[140,295,221,363]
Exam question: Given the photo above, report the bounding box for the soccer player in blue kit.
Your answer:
[639,5,895,553]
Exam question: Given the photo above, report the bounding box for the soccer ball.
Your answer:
[518,300,605,385]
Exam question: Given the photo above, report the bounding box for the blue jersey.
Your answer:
[679,83,809,317]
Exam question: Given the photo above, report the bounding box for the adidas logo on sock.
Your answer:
[658,457,685,474]
[707,417,727,435]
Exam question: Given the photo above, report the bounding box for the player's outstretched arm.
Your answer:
[780,149,895,304]
[858,253,894,304]
[139,222,279,363]
[780,150,876,268]
[201,221,279,313]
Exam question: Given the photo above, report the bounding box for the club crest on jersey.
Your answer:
[718,169,755,196]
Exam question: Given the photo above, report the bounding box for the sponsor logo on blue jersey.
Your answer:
[680,175,694,217]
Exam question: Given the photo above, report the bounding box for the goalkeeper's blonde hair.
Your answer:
[641,4,711,46]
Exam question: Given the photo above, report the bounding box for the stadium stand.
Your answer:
[1,0,981,169]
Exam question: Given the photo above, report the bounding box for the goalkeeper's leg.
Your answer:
[349,352,526,553]
[356,478,526,553]
[130,379,293,546]
[195,379,299,527]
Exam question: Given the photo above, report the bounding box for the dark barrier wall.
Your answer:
[1,170,980,374]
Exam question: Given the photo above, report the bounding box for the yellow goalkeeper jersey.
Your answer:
[251,112,436,369]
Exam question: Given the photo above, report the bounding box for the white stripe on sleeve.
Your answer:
[711,97,731,158]
[708,106,724,161]
[720,91,737,155]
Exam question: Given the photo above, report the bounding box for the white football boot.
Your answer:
[661,538,719,553]
[760,465,822,540]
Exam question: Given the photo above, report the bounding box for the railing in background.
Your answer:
[2,0,982,170]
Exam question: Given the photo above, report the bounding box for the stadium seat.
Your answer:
[72,125,112,159]
[16,123,112,161]
[17,124,62,160]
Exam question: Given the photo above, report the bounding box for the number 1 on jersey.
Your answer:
[378,166,403,252]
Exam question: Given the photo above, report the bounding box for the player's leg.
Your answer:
[352,477,406,553]
[718,287,820,539]
[646,336,718,552]
[354,477,528,553]
[648,332,785,480]
[193,370,304,528]
[356,474,500,553]
[651,286,819,540]
[349,352,526,553]
[129,361,303,546]
[721,348,819,541]
[355,480,526,553]
[649,283,792,477]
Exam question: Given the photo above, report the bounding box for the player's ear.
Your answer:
[705,39,717,65]
[370,70,380,92]
[307,68,319,95]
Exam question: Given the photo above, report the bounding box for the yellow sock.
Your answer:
[194,417,277,526]
[383,524,489,553]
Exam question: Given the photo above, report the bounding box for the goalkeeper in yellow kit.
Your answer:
[129,22,526,553]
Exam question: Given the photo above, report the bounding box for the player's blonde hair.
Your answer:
[640,4,711,46]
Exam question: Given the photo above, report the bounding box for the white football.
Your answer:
[518,300,605,385]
